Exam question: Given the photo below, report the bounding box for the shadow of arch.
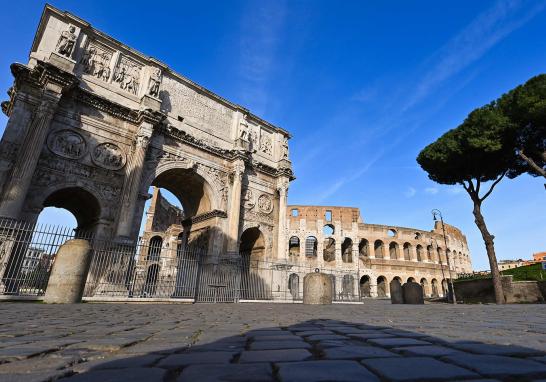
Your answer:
[62,317,546,381]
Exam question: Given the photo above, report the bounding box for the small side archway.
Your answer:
[377,276,387,298]
[360,275,371,298]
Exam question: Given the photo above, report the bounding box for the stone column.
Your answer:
[227,159,245,253]
[276,177,289,260]
[116,122,154,238]
[0,86,63,218]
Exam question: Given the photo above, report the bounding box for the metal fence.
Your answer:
[0,219,91,296]
[0,219,368,303]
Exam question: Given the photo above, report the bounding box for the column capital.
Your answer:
[277,176,290,194]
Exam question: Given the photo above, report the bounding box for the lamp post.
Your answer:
[431,209,456,304]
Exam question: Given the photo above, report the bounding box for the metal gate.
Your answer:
[194,257,243,303]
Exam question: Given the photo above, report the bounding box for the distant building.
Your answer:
[498,259,525,271]
[21,248,47,273]
[533,252,546,263]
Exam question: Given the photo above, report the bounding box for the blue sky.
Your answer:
[0,0,545,271]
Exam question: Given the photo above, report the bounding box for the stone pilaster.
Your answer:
[0,85,62,218]
[227,159,245,253]
[115,122,154,238]
[276,177,289,260]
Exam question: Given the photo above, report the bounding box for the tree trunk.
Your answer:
[471,200,504,304]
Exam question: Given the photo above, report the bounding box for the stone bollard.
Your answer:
[402,282,424,304]
[390,279,404,304]
[303,272,333,304]
[44,239,92,304]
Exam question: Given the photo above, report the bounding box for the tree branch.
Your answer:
[480,171,506,202]
[519,149,546,178]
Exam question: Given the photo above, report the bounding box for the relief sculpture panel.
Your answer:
[92,142,126,170]
[47,130,87,160]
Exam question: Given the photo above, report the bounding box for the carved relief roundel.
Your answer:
[47,130,87,160]
[91,142,126,170]
[257,194,273,214]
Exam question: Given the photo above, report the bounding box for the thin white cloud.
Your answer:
[448,187,464,195]
[425,187,439,195]
[238,1,286,116]
[404,187,417,198]
[403,0,546,111]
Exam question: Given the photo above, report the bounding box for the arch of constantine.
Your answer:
[0,5,472,301]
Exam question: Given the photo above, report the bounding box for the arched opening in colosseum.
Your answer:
[441,279,448,296]
[341,274,355,299]
[289,236,300,257]
[407,277,415,283]
[446,249,451,264]
[374,240,384,259]
[427,245,434,261]
[359,275,371,298]
[389,242,399,260]
[305,236,318,258]
[416,245,423,261]
[147,236,163,262]
[323,224,334,236]
[329,274,337,297]
[403,243,412,260]
[414,232,422,240]
[143,263,160,297]
[341,238,353,263]
[431,278,439,297]
[437,247,444,264]
[377,276,387,298]
[420,278,428,297]
[323,238,335,262]
[288,273,299,299]
[358,239,369,259]
[387,229,397,238]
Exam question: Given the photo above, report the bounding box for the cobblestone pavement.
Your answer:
[1,300,546,381]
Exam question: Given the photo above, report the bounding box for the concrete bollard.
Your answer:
[303,272,333,304]
[402,282,424,304]
[390,279,404,304]
[44,239,92,304]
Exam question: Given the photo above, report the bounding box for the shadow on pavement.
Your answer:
[57,318,546,382]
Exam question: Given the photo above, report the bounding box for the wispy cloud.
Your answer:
[238,1,286,116]
[404,187,417,198]
[425,187,439,195]
[403,0,546,111]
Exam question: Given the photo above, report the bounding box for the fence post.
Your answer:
[44,239,92,303]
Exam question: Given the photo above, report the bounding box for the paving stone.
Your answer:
[393,345,465,357]
[348,333,396,340]
[367,337,431,348]
[323,345,400,359]
[305,334,347,341]
[293,330,334,336]
[362,356,479,381]
[0,345,58,361]
[158,351,236,368]
[530,355,546,364]
[72,354,162,372]
[333,328,387,335]
[383,329,427,338]
[250,340,311,350]
[277,360,380,382]
[177,363,273,382]
[239,349,312,363]
[443,354,546,378]
[315,339,356,349]
[450,342,545,356]
[64,367,167,382]
[251,334,301,341]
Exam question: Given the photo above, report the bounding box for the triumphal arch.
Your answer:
[0,5,293,261]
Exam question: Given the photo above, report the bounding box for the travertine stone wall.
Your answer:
[285,205,472,297]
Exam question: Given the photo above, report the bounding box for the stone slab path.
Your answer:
[0,300,546,381]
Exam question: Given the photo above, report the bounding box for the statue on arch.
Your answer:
[56,25,77,58]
